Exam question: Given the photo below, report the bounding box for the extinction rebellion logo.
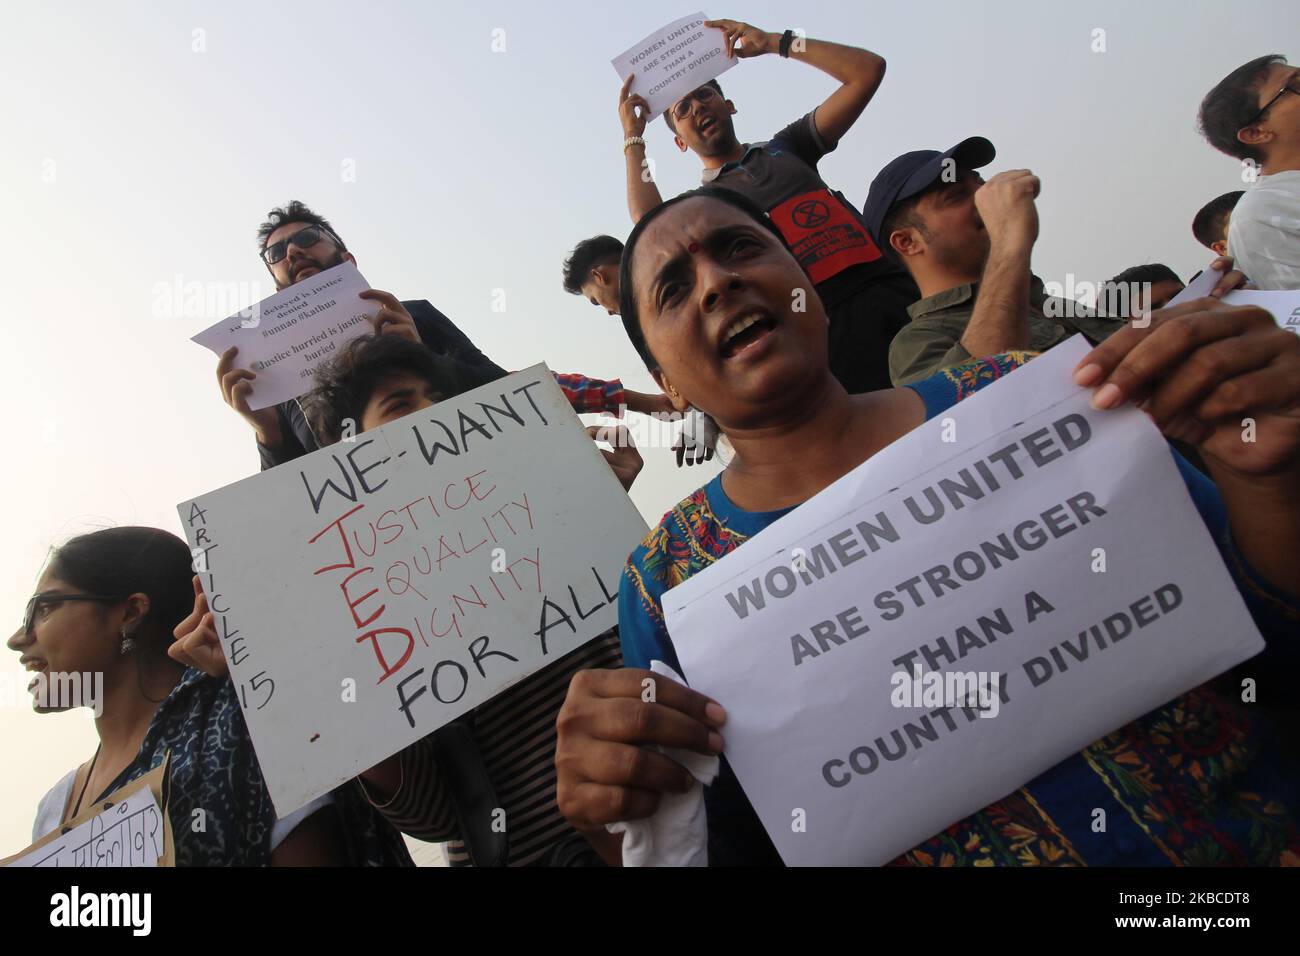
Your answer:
[791,199,830,229]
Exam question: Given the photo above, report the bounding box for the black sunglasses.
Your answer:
[23,592,122,635]
[1243,78,1300,129]
[260,225,340,265]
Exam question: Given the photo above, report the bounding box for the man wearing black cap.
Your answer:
[862,138,1123,386]
[618,17,917,394]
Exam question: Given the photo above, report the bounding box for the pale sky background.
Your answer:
[0,0,1290,859]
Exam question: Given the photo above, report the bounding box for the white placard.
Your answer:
[191,261,380,410]
[611,12,737,120]
[1166,264,1223,306]
[1220,288,1300,334]
[4,782,167,868]
[1167,267,1299,333]
[177,366,648,816]
[664,340,1265,866]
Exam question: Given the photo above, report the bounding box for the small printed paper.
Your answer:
[611,13,737,120]
[191,261,379,410]
[1220,288,1300,334]
[1166,264,1223,307]
[1149,267,1298,334]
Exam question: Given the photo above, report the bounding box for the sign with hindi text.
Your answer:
[3,762,173,868]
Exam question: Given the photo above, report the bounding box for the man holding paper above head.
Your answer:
[618,18,918,394]
[553,188,1300,866]
[217,201,664,471]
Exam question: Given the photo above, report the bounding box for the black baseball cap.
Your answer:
[862,137,996,245]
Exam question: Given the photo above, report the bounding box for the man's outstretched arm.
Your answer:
[706,19,886,147]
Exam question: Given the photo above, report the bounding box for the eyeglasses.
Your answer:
[22,592,121,636]
[672,85,719,122]
[1243,78,1300,129]
[260,225,340,265]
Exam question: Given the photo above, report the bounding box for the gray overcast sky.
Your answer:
[0,0,1290,855]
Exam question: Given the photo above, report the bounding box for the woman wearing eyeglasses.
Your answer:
[8,526,411,866]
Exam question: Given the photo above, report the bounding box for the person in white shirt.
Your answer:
[1199,55,1300,290]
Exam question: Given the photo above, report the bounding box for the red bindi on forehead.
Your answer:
[635,198,751,278]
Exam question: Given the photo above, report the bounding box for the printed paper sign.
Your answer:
[1166,264,1224,306]
[612,12,737,119]
[664,340,1264,866]
[1167,267,1299,334]
[177,366,648,816]
[1219,288,1300,334]
[191,261,379,410]
[3,763,173,867]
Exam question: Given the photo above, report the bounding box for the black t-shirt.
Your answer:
[701,112,898,306]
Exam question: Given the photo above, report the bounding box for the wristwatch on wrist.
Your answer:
[778,29,795,58]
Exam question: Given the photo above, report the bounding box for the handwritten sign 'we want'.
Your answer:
[178,366,648,816]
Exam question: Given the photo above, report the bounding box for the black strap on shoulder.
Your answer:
[430,715,509,867]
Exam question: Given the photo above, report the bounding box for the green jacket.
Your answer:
[888,275,1125,386]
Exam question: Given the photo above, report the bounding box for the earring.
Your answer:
[119,626,137,655]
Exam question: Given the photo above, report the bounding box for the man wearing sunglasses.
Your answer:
[220,202,661,470]
[617,17,918,395]
[1200,55,1300,291]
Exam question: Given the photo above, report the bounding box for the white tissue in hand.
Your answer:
[606,660,719,866]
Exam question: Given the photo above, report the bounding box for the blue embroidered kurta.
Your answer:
[619,354,1300,866]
